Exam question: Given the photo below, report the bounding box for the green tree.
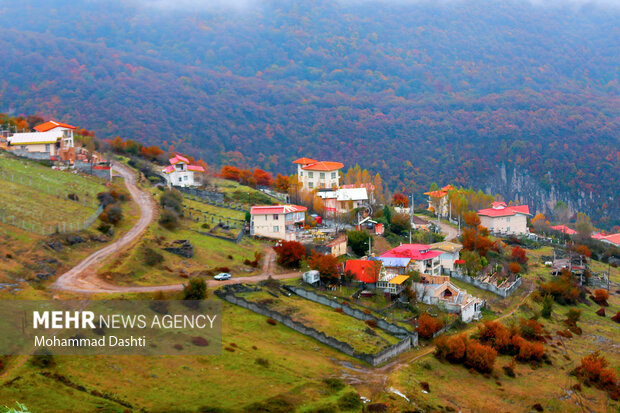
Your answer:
[347,230,370,256]
[183,277,207,300]
[541,294,553,319]
[390,213,411,236]
[382,205,392,224]
[461,250,482,276]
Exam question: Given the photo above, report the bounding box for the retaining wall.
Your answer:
[216,288,416,366]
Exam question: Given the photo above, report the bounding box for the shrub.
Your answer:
[566,308,581,324]
[420,382,431,392]
[273,241,306,268]
[183,277,207,300]
[464,340,497,373]
[502,364,516,378]
[323,377,345,392]
[592,289,609,306]
[365,319,377,328]
[191,337,209,347]
[514,337,545,362]
[97,222,112,234]
[30,348,55,368]
[337,391,362,411]
[519,319,544,341]
[540,269,580,305]
[334,307,344,314]
[266,318,277,325]
[143,246,164,266]
[244,396,295,413]
[611,311,620,323]
[541,295,553,319]
[573,351,619,398]
[225,347,235,352]
[531,403,544,412]
[255,358,269,367]
[595,308,606,317]
[509,261,522,274]
[159,209,180,230]
[418,313,444,339]
[347,230,370,256]
[511,246,528,265]
[160,189,183,214]
[434,334,467,363]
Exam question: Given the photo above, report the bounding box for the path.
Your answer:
[52,163,299,294]
[437,219,459,241]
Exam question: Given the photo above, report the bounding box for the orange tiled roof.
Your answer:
[293,157,318,165]
[301,161,344,171]
[34,120,76,132]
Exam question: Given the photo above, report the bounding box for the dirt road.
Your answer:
[52,163,298,294]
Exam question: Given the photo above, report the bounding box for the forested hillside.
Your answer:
[0,0,618,226]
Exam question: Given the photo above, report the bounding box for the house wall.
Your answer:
[413,257,440,275]
[298,165,339,191]
[438,251,459,272]
[330,240,347,257]
[166,170,195,187]
[251,213,289,240]
[479,213,528,235]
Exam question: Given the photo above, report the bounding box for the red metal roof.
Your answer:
[380,244,443,261]
[169,154,190,164]
[301,161,344,171]
[187,165,205,172]
[250,205,307,215]
[601,233,620,245]
[344,260,382,283]
[477,203,530,217]
[550,225,577,235]
[34,120,77,132]
[293,157,318,165]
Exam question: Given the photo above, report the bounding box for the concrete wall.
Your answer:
[216,290,413,366]
[449,271,522,298]
[10,149,52,160]
[74,161,111,180]
[480,214,528,235]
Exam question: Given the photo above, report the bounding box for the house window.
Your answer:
[331,172,336,179]
[273,214,279,220]
[178,177,182,183]
[320,172,325,179]
[300,171,303,177]
[273,226,279,232]
[45,144,50,152]
[506,217,511,222]
[309,182,314,188]
[308,172,314,178]
[507,226,510,232]
[184,175,188,181]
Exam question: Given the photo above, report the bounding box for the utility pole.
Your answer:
[410,193,415,230]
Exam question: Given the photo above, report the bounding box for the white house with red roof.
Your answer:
[7,120,76,159]
[250,204,307,240]
[293,158,344,191]
[477,201,530,235]
[316,187,369,215]
[162,154,205,187]
[380,243,443,275]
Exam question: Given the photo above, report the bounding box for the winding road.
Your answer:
[52,162,298,294]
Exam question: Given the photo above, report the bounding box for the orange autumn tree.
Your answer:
[392,193,409,208]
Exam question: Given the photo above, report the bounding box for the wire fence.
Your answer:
[0,205,104,235]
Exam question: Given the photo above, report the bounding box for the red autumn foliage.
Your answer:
[464,340,497,373]
[391,192,409,208]
[611,311,620,323]
[461,227,495,257]
[307,252,340,281]
[518,318,544,341]
[220,165,241,181]
[511,246,528,265]
[592,289,609,306]
[140,145,165,160]
[573,244,591,258]
[509,261,522,274]
[273,241,306,268]
[573,352,619,399]
[252,168,273,187]
[417,313,445,339]
[273,173,290,193]
[512,336,545,362]
[595,308,606,317]
[540,269,580,305]
[434,334,468,363]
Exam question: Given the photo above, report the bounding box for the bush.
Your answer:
[541,295,553,319]
[434,334,467,363]
[519,319,544,341]
[418,313,444,339]
[266,318,277,325]
[97,222,111,235]
[160,189,183,214]
[572,351,619,398]
[144,246,164,266]
[255,358,269,367]
[464,340,497,373]
[611,311,620,323]
[502,364,516,378]
[595,308,606,317]
[159,209,180,230]
[273,241,306,268]
[513,337,545,362]
[30,348,55,368]
[592,289,609,306]
[183,277,207,300]
[347,230,370,256]
[323,377,345,392]
[337,391,362,411]
[244,396,295,413]
[566,308,582,324]
[365,319,377,328]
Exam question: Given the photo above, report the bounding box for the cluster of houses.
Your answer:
[550,225,620,247]
[0,119,109,178]
[342,242,484,323]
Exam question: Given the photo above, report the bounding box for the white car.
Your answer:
[214,273,232,281]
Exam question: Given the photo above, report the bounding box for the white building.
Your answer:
[162,154,205,187]
[7,120,75,159]
[250,205,307,241]
[380,244,443,276]
[316,187,368,215]
[477,202,530,235]
[414,275,483,323]
[429,241,463,273]
[293,158,343,191]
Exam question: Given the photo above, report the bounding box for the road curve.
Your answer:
[52,165,298,294]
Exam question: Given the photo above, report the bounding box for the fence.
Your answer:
[216,287,415,366]
[176,186,225,204]
[0,205,103,235]
[449,271,522,298]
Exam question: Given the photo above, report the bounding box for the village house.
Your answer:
[306,233,348,257]
[380,244,443,275]
[424,184,454,218]
[250,204,307,241]
[549,225,577,235]
[477,201,530,235]
[429,241,463,273]
[344,259,409,295]
[599,233,620,247]
[162,154,205,187]
[316,187,369,215]
[293,158,344,191]
[413,275,484,323]
[6,120,76,160]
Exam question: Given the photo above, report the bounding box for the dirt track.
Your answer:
[52,163,298,294]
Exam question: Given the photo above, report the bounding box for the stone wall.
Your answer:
[216,288,416,366]
[449,272,522,298]
[74,161,111,180]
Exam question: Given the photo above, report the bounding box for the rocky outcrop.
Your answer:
[163,240,194,258]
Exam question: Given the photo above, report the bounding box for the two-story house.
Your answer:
[477,201,530,235]
[293,158,343,191]
[380,243,443,275]
[162,154,205,187]
[7,120,76,160]
[250,205,307,241]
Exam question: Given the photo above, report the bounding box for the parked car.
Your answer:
[214,273,232,281]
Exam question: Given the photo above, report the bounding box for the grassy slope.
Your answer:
[0,300,360,412]
[386,247,620,413]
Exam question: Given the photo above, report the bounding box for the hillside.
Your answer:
[0,0,619,226]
